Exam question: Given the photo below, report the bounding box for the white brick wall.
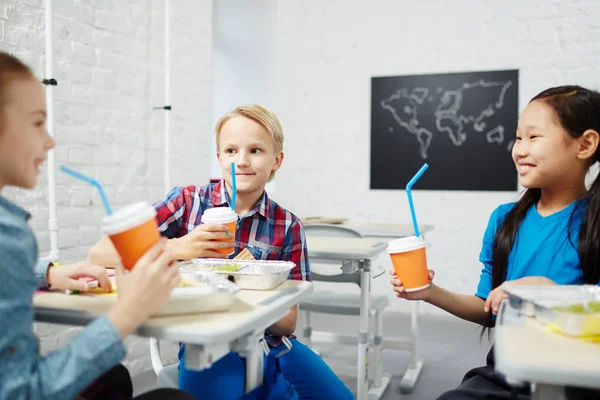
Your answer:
[273,0,600,315]
[2,0,212,376]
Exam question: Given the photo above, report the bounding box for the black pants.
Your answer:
[79,364,194,400]
[437,347,599,400]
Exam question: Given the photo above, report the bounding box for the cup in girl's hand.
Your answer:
[200,207,237,255]
[387,236,429,292]
[102,202,161,270]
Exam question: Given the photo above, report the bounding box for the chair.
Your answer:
[149,338,179,388]
[299,224,391,385]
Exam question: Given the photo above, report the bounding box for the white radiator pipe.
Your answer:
[164,0,171,194]
[44,0,59,262]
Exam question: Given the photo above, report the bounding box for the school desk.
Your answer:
[33,280,313,394]
[303,218,434,239]
[495,300,600,400]
[305,235,426,400]
[341,222,434,239]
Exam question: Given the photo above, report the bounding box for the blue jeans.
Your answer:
[178,338,354,400]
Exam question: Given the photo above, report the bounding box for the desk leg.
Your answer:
[357,260,371,400]
[410,301,418,368]
[236,331,265,394]
[398,301,423,393]
[532,384,566,400]
[184,342,231,372]
[372,309,383,387]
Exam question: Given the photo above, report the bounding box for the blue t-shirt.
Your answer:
[476,200,585,299]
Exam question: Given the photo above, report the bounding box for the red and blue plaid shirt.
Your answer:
[153,180,311,282]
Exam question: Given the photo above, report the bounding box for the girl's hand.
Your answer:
[108,238,181,337]
[484,276,556,315]
[483,284,508,315]
[47,262,112,292]
[389,268,435,301]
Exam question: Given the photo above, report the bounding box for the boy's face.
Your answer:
[0,78,54,190]
[217,116,283,197]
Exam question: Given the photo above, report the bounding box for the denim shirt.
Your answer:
[0,195,126,399]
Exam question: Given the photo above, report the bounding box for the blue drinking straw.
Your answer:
[230,162,237,211]
[406,163,429,237]
[59,165,113,215]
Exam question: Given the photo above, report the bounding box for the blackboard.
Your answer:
[370,70,519,191]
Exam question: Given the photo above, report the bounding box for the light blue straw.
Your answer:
[59,165,113,215]
[406,163,429,237]
[230,162,237,211]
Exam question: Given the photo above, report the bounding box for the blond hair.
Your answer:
[215,104,284,181]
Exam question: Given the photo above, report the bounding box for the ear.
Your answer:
[272,151,284,172]
[577,129,600,161]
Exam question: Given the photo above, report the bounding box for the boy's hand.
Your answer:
[47,262,113,292]
[389,268,435,301]
[484,276,556,315]
[169,223,234,260]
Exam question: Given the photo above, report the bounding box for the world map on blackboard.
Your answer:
[370,70,519,191]
[380,80,513,160]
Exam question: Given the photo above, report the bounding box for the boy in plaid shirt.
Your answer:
[89,105,353,400]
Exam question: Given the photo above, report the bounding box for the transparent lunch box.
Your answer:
[179,259,295,290]
[504,285,600,336]
[154,269,239,315]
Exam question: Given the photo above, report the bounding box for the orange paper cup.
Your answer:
[213,220,236,255]
[201,207,237,255]
[387,236,429,292]
[102,202,160,270]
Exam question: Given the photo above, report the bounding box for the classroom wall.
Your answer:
[210,0,279,179]
[272,0,600,315]
[2,0,213,375]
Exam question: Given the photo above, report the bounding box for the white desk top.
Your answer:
[34,280,312,344]
[305,236,389,260]
[495,303,600,389]
[341,222,433,238]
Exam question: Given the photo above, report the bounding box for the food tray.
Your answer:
[504,285,600,336]
[34,269,239,317]
[180,259,294,290]
[153,269,239,315]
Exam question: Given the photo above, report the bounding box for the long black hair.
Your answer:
[484,86,600,330]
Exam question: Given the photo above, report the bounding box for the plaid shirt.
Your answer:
[153,180,310,282]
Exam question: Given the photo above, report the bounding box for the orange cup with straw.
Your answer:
[387,236,429,291]
[388,163,430,292]
[200,207,237,255]
[59,165,161,271]
[102,202,161,270]
[198,162,239,255]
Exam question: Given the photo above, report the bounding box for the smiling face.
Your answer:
[216,115,283,198]
[0,78,54,190]
[512,99,583,190]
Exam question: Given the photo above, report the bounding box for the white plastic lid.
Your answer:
[386,235,426,254]
[101,201,157,235]
[201,207,238,224]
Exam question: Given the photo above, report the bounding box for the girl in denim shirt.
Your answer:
[0,52,190,399]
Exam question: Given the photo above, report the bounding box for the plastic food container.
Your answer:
[154,269,239,315]
[179,259,295,290]
[504,285,600,336]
